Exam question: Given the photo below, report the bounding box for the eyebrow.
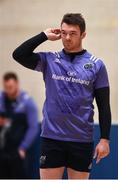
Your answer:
[61,30,77,33]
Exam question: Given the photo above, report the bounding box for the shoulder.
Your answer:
[37,51,57,58]
[38,51,61,65]
[0,91,4,100]
[20,91,30,100]
[20,91,37,109]
[86,52,107,72]
[20,91,33,105]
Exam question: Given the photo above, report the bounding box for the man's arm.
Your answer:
[18,98,39,158]
[94,87,111,163]
[12,29,61,70]
[95,87,111,140]
[12,32,48,70]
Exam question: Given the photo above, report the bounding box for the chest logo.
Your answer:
[83,63,93,70]
[67,71,76,77]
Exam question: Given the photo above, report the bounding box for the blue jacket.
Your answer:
[0,91,39,152]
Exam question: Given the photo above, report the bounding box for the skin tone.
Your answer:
[41,23,110,179]
[2,79,26,159]
[0,117,8,126]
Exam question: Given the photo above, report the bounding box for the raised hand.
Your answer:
[44,28,61,41]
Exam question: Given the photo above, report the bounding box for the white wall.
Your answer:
[0,0,117,123]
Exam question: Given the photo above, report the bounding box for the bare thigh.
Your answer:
[40,167,65,179]
[67,167,90,179]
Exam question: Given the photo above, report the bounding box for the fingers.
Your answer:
[93,147,101,163]
[44,28,61,41]
[53,31,61,40]
[52,29,61,34]
[94,144,110,164]
[96,151,108,164]
[51,29,61,37]
[94,147,102,164]
[96,152,102,164]
[55,33,61,39]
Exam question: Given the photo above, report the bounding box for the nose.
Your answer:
[66,34,70,40]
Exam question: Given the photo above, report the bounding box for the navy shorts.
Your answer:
[40,137,94,172]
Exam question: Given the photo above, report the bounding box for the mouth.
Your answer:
[65,43,72,48]
[65,41,71,45]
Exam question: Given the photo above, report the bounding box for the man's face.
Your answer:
[3,79,19,98]
[61,23,86,52]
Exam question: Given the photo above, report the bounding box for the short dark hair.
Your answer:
[61,13,86,34]
[3,72,18,81]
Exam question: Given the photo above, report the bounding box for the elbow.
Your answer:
[12,49,20,62]
[12,48,27,67]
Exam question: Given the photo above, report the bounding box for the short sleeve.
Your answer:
[34,52,47,72]
[94,62,109,89]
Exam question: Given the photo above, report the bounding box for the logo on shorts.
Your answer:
[40,155,46,165]
[88,163,92,170]
[83,63,93,70]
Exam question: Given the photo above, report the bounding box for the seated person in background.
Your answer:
[0,72,39,179]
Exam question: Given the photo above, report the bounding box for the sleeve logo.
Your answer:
[83,63,93,70]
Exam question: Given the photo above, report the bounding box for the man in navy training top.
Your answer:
[0,72,39,179]
[13,13,111,179]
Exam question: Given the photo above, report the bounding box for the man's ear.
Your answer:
[81,32,86,39]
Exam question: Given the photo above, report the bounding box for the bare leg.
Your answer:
[40,167,65,179]
[67,167,90,179]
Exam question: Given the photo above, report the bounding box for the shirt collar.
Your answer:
[58,49,88,62]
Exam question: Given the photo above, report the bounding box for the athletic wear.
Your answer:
[94,87,111,139]
[0,152,28,178]
[40,137,94,172]
[0,91,39,151]
[12,32,111,141]
[35,49,109,142]
[12,32,47,70]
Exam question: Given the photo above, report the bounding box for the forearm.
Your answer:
[12,32,48,69]
[95,87,111,140]
[19,125,39,150]
[19,98,39,150]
